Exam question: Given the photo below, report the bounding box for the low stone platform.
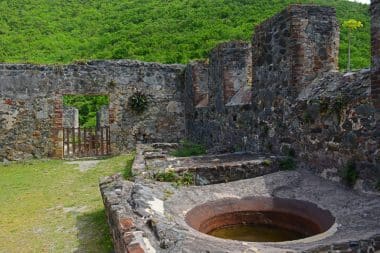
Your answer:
[100,169,380,253]
[132,143,281,185]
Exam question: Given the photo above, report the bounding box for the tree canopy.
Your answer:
[63,95,109,128]
[0,0,371,70]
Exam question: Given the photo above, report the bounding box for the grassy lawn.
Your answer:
[0,155,134,253]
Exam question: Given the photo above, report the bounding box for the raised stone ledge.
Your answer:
[132,143,281,185]
[99,173,156,253]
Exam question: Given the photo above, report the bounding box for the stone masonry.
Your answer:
[100,169,380,253]
[186,5,379,189]
[372,0,380,137]
[97,4,380,253]
[0,61,185,160]
[252,5,339,104]
[0,4,378,188]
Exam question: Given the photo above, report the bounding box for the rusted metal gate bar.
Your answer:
[63,126,111,158]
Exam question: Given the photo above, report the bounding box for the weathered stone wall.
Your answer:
[99,174,155,253]
[262,71,378,189]
[372,0,380,143]
[252,5,338,99]
[185,5,379,188]
[185,41,253,152]
[0,60,185,160]
[208,41,252,110]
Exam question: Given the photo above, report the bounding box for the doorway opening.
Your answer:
[62,95,111,158]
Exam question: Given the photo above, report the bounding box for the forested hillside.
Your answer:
[0,0,371,70]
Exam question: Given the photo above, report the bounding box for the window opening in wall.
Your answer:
[62,95,111,158]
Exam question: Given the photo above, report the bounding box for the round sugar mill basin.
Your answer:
[185,197,335,243]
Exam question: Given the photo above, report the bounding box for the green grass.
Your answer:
[0,154,134,253]
[0,0,370,70]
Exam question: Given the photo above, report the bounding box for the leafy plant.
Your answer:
[155,170,177,182]
[128,91,149,113]
[341,160,358,187]
[171,140,206,157]
[154,170,194,187]
[178,172,194,186]
[329,95,348,121]
[279,157,296,171]
[303,111,313,124]
[376,180,380,191]
[318,99,329,114]
[262,160,272,166]
[287,148,296,158]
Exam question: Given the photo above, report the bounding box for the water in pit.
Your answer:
[208,224,307,242]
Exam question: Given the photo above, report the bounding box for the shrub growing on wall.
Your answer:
[128,91,149,113]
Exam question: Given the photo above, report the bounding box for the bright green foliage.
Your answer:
[171,140,206,157]
[343,19,364,30]
[0,154,134,252]
[154,170,194,186]
[63,95,109,128]
[128,91,149,113]
[0,0,370,70]
[342,19,364,71]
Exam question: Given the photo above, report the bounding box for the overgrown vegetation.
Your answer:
[63,95,109,128]
[128,91,149,113]
[154,170,194,187]
[376,180,380,191]
[279,157,296,171]
[0,0,370,70]
[341,160,358,187]
[0,154,134,252]
[171,140,206,157]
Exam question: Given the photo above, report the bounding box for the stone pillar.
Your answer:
[63,106,79,128]
[371,0,380,131]
[96,105,109,128]
[51,96,63,158]
[208,41,252,111]
[184,61,209,110]
[252,5,339,100]
[289,5,339,90]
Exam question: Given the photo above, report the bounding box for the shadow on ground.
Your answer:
[75,208,114,253]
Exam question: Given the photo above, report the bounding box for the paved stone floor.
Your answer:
[101,168,380,252]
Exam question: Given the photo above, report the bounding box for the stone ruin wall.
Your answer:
[185,5,379,187]
[0,4,378,187]
[185,41,254,151]
[0,61,185,160]
[372,0,380,138]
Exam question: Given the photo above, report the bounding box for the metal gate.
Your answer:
[63,127,111,158]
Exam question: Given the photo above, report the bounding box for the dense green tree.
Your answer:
[0,0,371,70]
[63,95,109,128]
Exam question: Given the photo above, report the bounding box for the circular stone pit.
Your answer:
[185,196,335,243]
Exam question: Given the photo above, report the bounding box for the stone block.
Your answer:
[126,243,145,253]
